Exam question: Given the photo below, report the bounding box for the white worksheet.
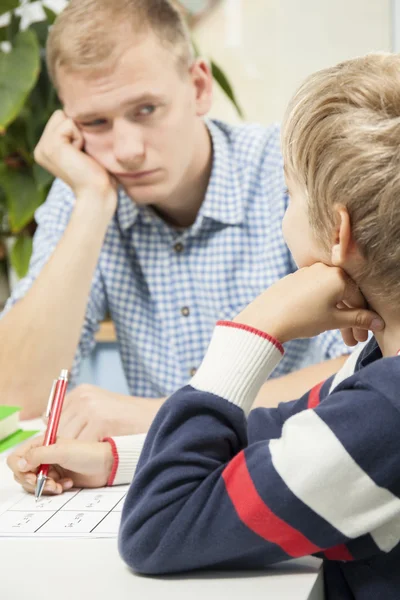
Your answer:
[0,485,129,538]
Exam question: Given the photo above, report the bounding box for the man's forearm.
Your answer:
[254,354,348,409]
[0,200,112,418]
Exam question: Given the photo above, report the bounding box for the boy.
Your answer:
[9,53,397,598]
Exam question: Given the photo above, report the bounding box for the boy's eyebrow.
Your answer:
[71,93,164,121]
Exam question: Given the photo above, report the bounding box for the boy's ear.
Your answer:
[331,205,353,266]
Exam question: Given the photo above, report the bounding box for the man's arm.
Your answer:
[254,354,347,408]
[0,111,117,418]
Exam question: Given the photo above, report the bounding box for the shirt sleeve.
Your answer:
[118,322,400,575]
[0,178,108,383]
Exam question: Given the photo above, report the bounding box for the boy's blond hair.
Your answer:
[46,0,194,88]
[282,53,400,302]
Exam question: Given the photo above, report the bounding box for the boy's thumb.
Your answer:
[345,309,384,332]
[24,445,62,470]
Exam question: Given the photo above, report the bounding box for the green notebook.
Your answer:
[0,406,39,453]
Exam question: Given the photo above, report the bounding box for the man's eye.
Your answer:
[82,119,107,127]
[137,105,156,117]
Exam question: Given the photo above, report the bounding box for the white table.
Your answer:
[0,428,324,600]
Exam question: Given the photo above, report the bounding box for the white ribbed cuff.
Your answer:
[190,321,284,415]
[107,434,146,486]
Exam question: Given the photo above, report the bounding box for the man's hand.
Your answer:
[234,263,384,344]
[7,435,114,496]
[34,110,117,208]
[53,385,164,441]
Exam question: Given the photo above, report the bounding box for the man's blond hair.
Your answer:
[46,0,194,88]
[282,53,400,302]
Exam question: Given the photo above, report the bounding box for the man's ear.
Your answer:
[331,205,353,266]
[189,58,213,116]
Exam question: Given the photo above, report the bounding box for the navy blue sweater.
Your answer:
[118,322,400,599]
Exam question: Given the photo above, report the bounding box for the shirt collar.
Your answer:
[358,337,382,369]
[198,119,245,226]
[115,118,245,233]
[116,187,141,231]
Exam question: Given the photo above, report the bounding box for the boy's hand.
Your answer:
[234,263,384,344]
[6,435,114,496]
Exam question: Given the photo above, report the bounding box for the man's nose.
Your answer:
[113,120,145,168]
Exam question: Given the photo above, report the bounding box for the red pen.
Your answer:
[35,369,69,501]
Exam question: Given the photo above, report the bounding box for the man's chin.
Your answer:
[121,182,167,206]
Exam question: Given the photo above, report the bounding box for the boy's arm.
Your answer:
[118,322,399,575]
[254,354,347,407]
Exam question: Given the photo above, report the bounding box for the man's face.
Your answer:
[282,173,329,268]
[58,33,212,206]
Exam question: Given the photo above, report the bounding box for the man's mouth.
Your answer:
[115,169,160,180]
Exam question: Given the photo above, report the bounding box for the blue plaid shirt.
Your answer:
[3,120,349,397]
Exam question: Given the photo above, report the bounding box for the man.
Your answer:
[0,0,357,440]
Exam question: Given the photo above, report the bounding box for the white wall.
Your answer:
[5,0,392,125]
[195,0,391,125]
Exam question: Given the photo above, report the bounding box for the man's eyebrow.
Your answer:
[71,93,164,121]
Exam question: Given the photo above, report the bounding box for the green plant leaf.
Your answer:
[10,234,32,278]
[0,164,44,232]
[0,29,41,132]
[211,60,244,119]
[43,6,57,25]
[0,0,19,18]
[33,163,53,190]
[29,20,48,47]
[0,26,9,43]
[9,11,21,38]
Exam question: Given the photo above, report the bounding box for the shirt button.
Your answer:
[181,306,190,317]
[190,367,197,377]
[174,242,184,253]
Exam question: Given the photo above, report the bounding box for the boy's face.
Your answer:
[282,174,329,268]
[58,32,213,207]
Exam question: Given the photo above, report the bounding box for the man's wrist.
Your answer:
[73,190,116,224]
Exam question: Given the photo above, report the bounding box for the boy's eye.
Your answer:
[284,187,290,196]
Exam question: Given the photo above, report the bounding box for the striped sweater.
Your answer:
[113,321,400,599]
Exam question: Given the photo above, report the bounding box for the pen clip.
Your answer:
[45,379,57,418]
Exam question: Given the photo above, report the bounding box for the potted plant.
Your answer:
[0,0,242,304]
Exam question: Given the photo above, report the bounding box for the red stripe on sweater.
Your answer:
[216,321,284,355]
[323,544,354,562]
[307,381,324,409]
[103,437,119,486]
[222,451,321,557]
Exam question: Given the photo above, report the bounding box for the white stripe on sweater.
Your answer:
[112,434,147,486]
[190,324,283,415]
[329,343,365,394]
[269,409,400,552]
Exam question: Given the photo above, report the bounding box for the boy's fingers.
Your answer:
[21,478,63,496]
[339,308,384,332]
[7,435,45,472]
[24,443,67,471]
[58,477,74,491]
[352,328,369,343]
[340,328,358,347]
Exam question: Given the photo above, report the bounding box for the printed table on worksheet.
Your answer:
[0,485,129,537]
